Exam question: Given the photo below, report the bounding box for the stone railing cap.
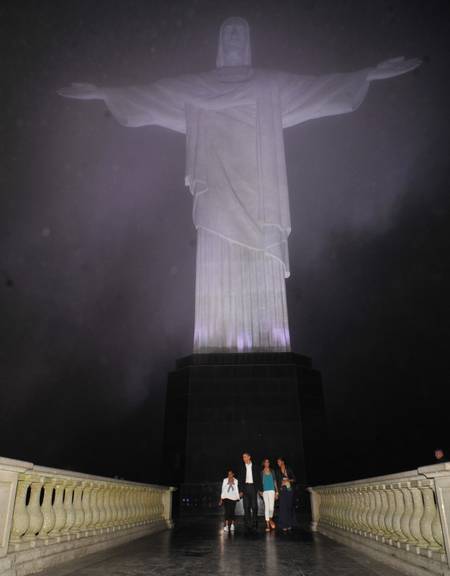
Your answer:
[32,464,171,489]
[309,468,424,490]
[418,462,450,477]
[0,456,34,473]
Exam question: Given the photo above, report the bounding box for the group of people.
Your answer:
[219,452,296,533]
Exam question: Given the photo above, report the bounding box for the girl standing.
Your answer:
[219,469,240,532]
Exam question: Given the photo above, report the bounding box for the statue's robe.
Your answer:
[104,66,370,352]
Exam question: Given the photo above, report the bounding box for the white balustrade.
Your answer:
[0,457,175,576]
[309,464,450,576]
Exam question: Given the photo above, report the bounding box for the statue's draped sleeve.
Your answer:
[102,74,216,134]
[279,69,370,128]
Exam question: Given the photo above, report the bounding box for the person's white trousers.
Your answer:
[263,490,275,521]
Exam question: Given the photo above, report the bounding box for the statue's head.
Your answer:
[216,17,251,68]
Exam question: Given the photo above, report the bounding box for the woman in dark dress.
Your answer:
[276,457,296,531]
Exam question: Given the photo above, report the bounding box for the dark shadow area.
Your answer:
[288,143,450,482]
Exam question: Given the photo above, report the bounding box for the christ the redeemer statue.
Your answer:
[59,17,420,353]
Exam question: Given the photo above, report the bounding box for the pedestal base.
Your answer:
[163,353,326,501]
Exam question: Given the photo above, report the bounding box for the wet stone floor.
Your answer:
[37,517,405,576]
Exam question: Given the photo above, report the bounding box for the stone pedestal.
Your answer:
[162,353,327,507]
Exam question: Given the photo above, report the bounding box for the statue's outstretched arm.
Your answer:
[281,56,422,129]
[367,57,422,81]
[57,80,186,133]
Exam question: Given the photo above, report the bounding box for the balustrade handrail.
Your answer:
[0,456,170,489]
[308,463,450,575]
[0,455,175,575]
[311,469,424,490]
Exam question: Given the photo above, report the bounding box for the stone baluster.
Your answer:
[334,489,341,528]
[399,483,416,545]
[115,486,123,527]
[144,489,149,522]
[10,478,32,541]
[148,490,154,522]
[96,484,106,528]
[409,484,428,548]
[134,487,140,523]
[124,487,132,525]
[134,488,141,524]
[149,490,155,522]
[90,484,101,529]
[345,488,355,530]
[119,486,126,526]
[140,488,145,523]
[384,485,397,540]
[133,487,139,523]
[327,490,332,521]
[49,482,67,536]
[321,490,328,525]
[81,483,93,531]
[135,487,141,523]
[120,487,128,526]
[327,488,336,526]
[378,487,389,537]
[324,490,330,524]
[338,489,345,528]
[361,487,371,533]
[142,489,148,523]
[328,490,334,525]
[154,490,160,521]
[109,486,118,527]
[138,488,144,523]
[125,487,133,526]
[91,482,102,530]
[72,483,85,533]
[391,484,406,541]
[354,488,363,532]
[366,486,377,536]
[62,482,76,533]
[23,477,44,540]
[103,484,113,528]
[134,487,141,523]
[155,490,160,521]
[341,489,347,528]
[419,482,443,550]
[39,479,56,538]
[158,490,164,519]
[372,487,383,536]
[103,483,112,528]
[328,490,336,526]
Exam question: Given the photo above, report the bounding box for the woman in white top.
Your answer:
[219,469,240,532]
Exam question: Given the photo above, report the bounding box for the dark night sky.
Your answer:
[0,0,449,484]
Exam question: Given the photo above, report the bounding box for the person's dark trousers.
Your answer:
[243,483,258,529]
[223,499,236,522]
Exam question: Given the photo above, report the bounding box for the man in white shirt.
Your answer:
[239,452,262,531]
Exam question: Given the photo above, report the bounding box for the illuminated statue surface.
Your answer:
[59,17,420,353]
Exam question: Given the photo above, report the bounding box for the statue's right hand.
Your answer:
[57,83,104,100]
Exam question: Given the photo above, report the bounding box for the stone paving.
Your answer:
[36,517,406,576]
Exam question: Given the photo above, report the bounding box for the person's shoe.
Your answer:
[269,519,276,530]
[230,524,235,532]
[223,525,229,532]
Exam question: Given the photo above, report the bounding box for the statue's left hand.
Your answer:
[367,57,422,81]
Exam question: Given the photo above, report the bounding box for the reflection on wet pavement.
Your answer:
[37,517,405,575]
